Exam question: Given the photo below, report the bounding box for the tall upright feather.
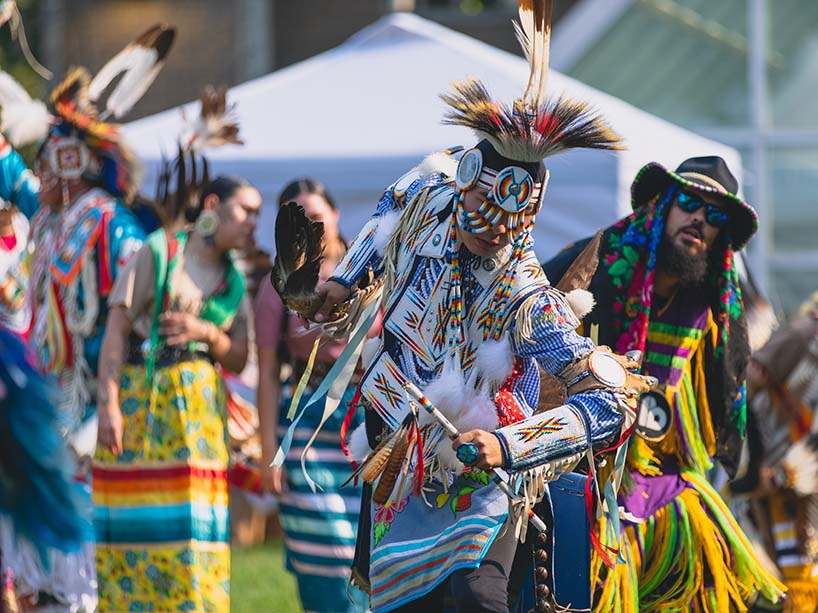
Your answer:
[517,0,552,108]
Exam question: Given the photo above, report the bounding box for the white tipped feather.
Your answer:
[373,210,401,256]
[475,337,514,388]
[96,57,162,119]
[347,422,372,463]
[415,151,458,179]
[89,24,175,119]
[565,288,595,321]
[517,0,552,107]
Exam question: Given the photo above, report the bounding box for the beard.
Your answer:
[655,236,710,287]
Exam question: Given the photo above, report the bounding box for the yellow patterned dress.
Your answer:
[93,232,246,612]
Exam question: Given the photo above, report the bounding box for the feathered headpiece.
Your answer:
[153,84,243,228]
[180,85,243,152]
[0,23,176,203]
[442,0,622,173]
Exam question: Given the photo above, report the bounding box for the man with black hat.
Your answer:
[543,156,786,611]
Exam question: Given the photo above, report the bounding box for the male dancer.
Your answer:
[296,3,652,611]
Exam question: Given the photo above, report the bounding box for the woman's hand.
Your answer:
[159,312,215,346]
[452,430,505,470]
[261,464,287,496]
[97,402,124,456]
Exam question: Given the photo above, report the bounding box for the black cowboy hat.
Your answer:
[630,156,758,251]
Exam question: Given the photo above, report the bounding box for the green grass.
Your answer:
[232,542,302,613]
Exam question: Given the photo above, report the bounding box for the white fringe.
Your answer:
[432,440,466,475]
[0,516,97,612]
[506,452,584,542]
[511,293,541,348]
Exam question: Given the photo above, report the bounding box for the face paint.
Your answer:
[454,147,544,236]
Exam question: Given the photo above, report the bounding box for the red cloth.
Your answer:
[0,232,16,251]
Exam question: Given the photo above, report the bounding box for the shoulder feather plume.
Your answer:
[441,0,622,162]
[89,23,176,120]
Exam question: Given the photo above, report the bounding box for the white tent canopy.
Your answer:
[125,12,740,259]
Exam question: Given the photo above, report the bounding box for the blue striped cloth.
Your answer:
[278,384,369,613]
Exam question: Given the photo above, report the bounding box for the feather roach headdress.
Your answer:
[441,0,622,177]
[153,84,243,228]
[0,23,176,203]
[180,85,243,152]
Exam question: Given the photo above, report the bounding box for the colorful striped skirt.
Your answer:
[278,384,369,613]
[93,360,230,613]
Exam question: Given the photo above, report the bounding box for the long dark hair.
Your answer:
[188,176,252,222]
[278,177,344,243]
[277,177,337,210]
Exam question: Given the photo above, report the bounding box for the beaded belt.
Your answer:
[126,336,213,367]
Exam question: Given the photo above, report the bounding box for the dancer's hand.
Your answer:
[98,403,124,456]
[453,430,505,470]
[262,465,287,496]
[313,280,350,322]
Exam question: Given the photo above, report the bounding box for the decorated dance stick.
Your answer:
[401,381,548,534]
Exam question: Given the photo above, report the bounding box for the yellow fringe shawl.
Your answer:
[628,313,718,477]
[592,472,786,612]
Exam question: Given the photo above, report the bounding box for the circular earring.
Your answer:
[195,209,219,238]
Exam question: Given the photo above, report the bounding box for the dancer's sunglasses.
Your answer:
[675,191,731,228]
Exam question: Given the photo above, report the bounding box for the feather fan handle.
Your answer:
[89,23,176,120]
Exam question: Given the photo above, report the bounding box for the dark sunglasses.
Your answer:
[675,191,730,228]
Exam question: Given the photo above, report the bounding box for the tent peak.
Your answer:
[342,11,501,57]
